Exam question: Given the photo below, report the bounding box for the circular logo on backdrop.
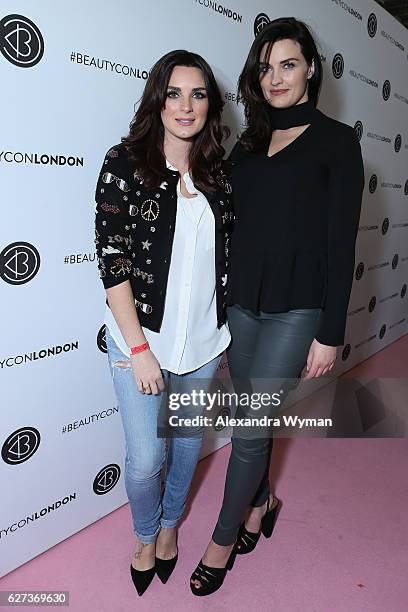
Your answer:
[214,407,231,431]
[97,325,107,353]
[0,241,40,285]
[382,80,391,101]
[355,262,364,281]
[253,13,270,37]
[368,296,377,313]
[394,134,402,153]
[379,324,386,340]
[332,53,344,79]
[342,344,351,361]
[392,254,399,270]
[0,14,44,67]
[2,427,41,464]
[354,121,363,142]
[367,13,377,38]
[381,218,389,235]
[404,179,408,196]
[401,284,407,298]
[369,174,377,193]
[93,464,121,495]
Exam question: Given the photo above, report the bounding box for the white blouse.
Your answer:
[104,161,231,374]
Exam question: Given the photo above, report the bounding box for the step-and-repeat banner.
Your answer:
[1,0,407,576]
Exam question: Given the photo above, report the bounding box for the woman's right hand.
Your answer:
[131,349,165,395]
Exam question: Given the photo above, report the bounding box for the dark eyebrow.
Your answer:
[260,57,299,65]
[167,86,207,92]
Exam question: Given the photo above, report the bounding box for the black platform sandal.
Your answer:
[190,544,237,596]
[236,495,281,555]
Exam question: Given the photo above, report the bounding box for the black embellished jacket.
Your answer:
[94,143,233,332]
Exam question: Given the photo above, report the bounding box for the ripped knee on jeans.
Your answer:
[112,360,132,369]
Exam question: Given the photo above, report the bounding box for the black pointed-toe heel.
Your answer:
[236,495,281,555]
[130,563,156,596]
[155,549,178,584]
[190,544,237,596]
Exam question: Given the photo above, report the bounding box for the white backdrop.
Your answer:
[1,0,407,577]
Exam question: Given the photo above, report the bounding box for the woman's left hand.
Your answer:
[304,339,337,379]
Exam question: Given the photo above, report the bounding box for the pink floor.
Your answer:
[1,336,408,611]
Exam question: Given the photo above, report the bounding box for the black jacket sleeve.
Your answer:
[315,127,365,346]
[94,145,133,290]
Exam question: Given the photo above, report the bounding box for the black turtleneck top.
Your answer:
[227,100,365,347]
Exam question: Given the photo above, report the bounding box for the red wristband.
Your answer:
[129,341,149,355]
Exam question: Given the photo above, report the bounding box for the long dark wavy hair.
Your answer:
[238,17,323,152]
[121,49,230,192]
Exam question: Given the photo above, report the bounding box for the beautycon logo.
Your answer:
[382,80,391,101]
[369,174,377,193]
[194,1,243,23]
[0,241,40,285]
[254,13,270,37]
[381,218,389,235]
[367,13,377,38]
[1,341,79,370]
[0,14,44,67]
[0,150,84,166]
[368,296,376,313]
[332,53,344,79]
[214,407,231,431]
[0,494,77,540]
[381,29,404,53]
[331,1,362,22]
[2,427,41,465]
[354,121,363,141]
[93,464,121,495]
[97,325,107,353]
[355,262,364,281]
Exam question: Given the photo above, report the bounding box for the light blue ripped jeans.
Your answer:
[105,327,222,544]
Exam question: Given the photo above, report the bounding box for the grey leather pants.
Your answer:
[212,304,322,545]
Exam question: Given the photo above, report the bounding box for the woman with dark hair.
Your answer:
[94,49,232,596]
[190,17,364,595]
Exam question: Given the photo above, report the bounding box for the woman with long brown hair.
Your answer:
[190,17,364,596]
[94,49,232,596]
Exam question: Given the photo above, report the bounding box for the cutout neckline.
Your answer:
[266,122,314,159]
